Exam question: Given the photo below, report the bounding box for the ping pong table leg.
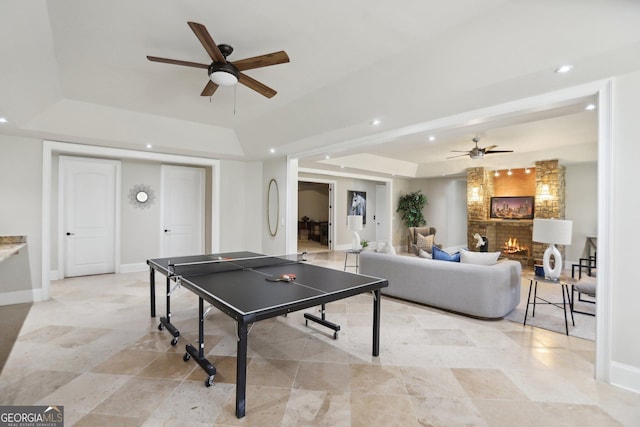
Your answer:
[372,289,381,357]
[235,321,248,418]
[184,297,216,387]
[149,266,156,318]
[159,276,180,345]
[304,304,341,339]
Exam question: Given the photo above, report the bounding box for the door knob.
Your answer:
[164,229,171,233]
[66,232,75,236]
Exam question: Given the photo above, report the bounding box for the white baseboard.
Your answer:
[120,262,148,273]
[50,270,59,281]
[0,288,45,306]
[610,361,640,395]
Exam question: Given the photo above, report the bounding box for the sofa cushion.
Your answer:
[460,249,501,266]
[432,245,460,262]
[415,233,434,253]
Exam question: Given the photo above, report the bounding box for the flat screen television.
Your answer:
[490,196,534,219]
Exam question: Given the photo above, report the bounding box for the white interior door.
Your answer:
[62,156,118,277]
[375,184,387,244]
[161,165,205,257]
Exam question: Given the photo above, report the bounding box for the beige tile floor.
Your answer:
[1,251,640,426]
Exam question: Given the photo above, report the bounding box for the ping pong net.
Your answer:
[167,252,307,278]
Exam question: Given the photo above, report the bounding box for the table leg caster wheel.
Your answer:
[158,323,163,331]
[204,376,214,387]
[183,352,190,362]
[171,337,179,346]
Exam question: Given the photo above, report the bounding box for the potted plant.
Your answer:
[397,190,427,228]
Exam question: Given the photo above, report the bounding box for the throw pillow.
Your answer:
[432,245,461,262]
[418,249,432,259]
[415,233,434,253]
[459,248,500,266]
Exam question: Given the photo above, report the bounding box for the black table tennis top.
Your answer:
[147,251,387,322]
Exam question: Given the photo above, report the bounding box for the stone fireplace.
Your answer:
[467,160,566,266]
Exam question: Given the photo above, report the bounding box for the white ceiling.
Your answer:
[2,1,640,178]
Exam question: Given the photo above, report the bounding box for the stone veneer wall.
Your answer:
[466,159,566,267]
[532,159,566,262]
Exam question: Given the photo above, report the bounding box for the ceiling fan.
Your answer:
[147,22,289,98]
[447,136,513,160]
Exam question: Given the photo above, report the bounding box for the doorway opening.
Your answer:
[298,181,332,253]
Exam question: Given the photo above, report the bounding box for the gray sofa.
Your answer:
[360,251,522,319]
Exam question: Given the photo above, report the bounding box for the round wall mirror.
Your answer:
[128,184,155,209]
[136,191,149,203]
[267,179,279,237]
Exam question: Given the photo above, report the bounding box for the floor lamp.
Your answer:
[532,218,573,280]
[347,215,363,250]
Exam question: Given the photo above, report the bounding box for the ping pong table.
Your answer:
[147,251,388,418]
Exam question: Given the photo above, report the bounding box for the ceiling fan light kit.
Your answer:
[147,22,289,98]
[209,62,239,86]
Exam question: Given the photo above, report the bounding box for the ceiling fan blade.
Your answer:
[484,150,514,154]
[232,51,290,71]
[201,80,219,97]
[446,153,471,159]
[483,145,497,152]
[147,56,209,69]
[450,150,471,153]
[238,73,277,98]
[188,22,226,63]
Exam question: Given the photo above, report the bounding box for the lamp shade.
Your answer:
[347,215,363,231]
[347,215,362,231]
[532,219,573,245]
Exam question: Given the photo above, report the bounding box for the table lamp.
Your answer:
[532,218,573,280]
[347,215,363,250]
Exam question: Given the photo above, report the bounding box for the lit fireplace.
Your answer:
[503,237,528,255]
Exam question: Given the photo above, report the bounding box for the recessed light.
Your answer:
[0,117,7,123]
[371,119,381,126]
[585,104,596,111]
[146,144,152,149]
[555,65,573,74]
[269,148,276,154]
[325,155,330,160]
[428,135,436,141]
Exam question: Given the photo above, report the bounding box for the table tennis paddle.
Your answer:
[266,274,296,282]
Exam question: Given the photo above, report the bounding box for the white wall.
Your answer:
[610,70,640,391]
[565,162,597,265]
[0,135,42,299]
[391,179,410,249]
[408,176,467,248]
[263,157,288,255]
[120,160,162,263]
[219,160,263,253]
